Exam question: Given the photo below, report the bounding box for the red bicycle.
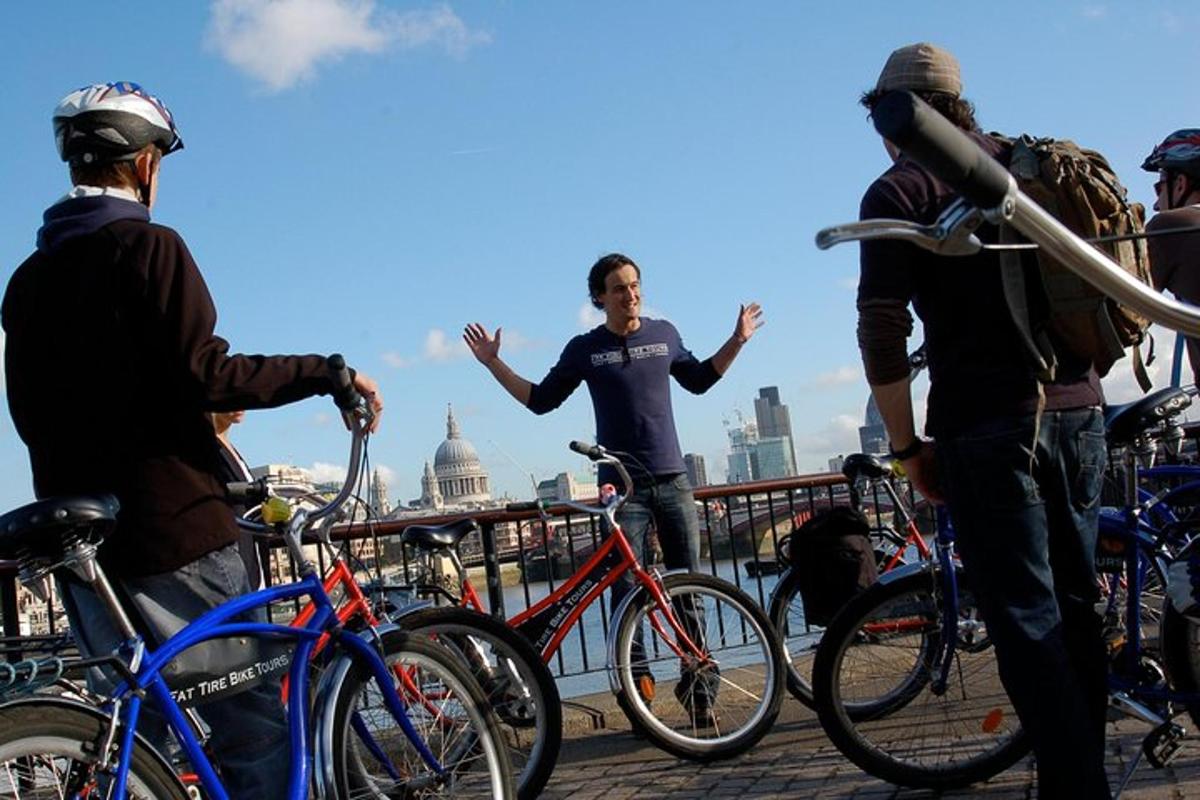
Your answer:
[399,440,786,763]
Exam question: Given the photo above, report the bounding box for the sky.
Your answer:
[2,1,1199,511]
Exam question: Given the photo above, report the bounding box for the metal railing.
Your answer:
[0,470,921,690]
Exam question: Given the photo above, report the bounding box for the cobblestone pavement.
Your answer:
[538,692,1200,799]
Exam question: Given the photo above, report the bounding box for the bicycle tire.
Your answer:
[330,628,516,799]
[612,572,784,761]
[0,700,188,799]
[398,605,562,800]
[766,567,825,708]
[812,569,1028,790]
[1161,599,1200,728]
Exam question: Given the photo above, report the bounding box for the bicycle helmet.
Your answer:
[53,82,183,167]
[1141,129,1200,179]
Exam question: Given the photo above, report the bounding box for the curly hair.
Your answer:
[859,89,978,133]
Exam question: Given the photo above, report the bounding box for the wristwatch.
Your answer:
[888,438,924,461]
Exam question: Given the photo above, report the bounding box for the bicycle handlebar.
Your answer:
[819,90,1200,338]
[326,354,362,412]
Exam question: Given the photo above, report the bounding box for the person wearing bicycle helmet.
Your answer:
[1143,129,1200,378]
[856,45,1109,798]
[464,254,763,727]
[2,82,384,800]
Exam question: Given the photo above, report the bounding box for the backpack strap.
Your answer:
[999,224,1057,383]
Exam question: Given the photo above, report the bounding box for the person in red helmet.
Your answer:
[1143,129,1200,378]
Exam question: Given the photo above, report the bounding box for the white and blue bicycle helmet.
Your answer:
[53,82,183,167]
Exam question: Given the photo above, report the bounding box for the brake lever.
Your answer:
[816,198,986,257]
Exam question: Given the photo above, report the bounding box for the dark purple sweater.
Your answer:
[528,319,720,484]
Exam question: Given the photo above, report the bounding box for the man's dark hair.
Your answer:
[68,145,161,191]
[859,89,978,133]
[588,253,641,310]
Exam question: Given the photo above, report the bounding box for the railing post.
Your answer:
[1,571,20,653]
[479,520,506,620]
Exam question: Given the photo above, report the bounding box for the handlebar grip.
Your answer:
[871,91,1012,210]
[568,440,603,460]
[226,478,268,506]
[326,354,362,412]
[505,501,542,513]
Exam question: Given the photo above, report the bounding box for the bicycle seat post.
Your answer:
[62,539,140,641]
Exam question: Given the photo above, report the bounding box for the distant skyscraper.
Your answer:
[754,436,797,479]
[828,455,846,474]
[754,387,797,475]
[859,395,888,456]
[725,419,758,483]
[684,453,708,487]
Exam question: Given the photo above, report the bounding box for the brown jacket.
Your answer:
[1148,205,1200,377]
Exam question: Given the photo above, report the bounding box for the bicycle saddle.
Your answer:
[1104,387,1191,446]
[842,453,894,482]
[0,495,119,560]
[399,518,480,551]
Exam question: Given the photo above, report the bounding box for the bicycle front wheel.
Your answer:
[812,570,1028,790]
[0,700,188,799]
[398,605,562,800]
[612,572,784,761]
[330,628,516,799]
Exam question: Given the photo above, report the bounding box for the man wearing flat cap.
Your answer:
[854,43,1110,797]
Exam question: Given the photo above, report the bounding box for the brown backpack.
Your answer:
[993,134,1154,392]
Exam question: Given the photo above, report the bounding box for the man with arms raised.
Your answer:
[464,252,761,725]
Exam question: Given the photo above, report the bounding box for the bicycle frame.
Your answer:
[104,572,443,800]
[458,517,711,670]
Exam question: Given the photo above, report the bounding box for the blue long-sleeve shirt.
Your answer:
[527,318,720,483]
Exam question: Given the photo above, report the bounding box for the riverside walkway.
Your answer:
[539,689,1200,799]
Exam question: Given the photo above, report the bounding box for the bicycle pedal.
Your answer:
[1142,721,1187,769]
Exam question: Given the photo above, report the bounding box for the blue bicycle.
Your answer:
[0,356,515,799]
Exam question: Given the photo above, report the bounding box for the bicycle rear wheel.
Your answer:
[399,605,562,800]
[812,570,1028,790]
[612,572,784,761]
[766,567,825,708]
[0,700,187,799]
[330,628,516,799]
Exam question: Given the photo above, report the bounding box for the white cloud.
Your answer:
[1081,5,1108,19]
[382,351,415,369]
[577,302,605,330]
[809,365,862,388]
[312,412,333,427]
[836,276,858,291]
[424,328,469,362]
[370,463,397,485]
[307,461,346,484]
[207,0,490,92]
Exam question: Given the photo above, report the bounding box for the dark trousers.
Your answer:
[59,544,291,800]
[937,407,1110,799]
[604,472,717,703]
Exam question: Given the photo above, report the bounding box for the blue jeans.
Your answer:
[59,544,291,800]
[604,472,717,705]
[937,407,1110,799]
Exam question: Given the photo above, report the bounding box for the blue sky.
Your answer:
[2,1,1198,510]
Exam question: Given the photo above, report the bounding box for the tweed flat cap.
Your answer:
[876,42,962,97]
